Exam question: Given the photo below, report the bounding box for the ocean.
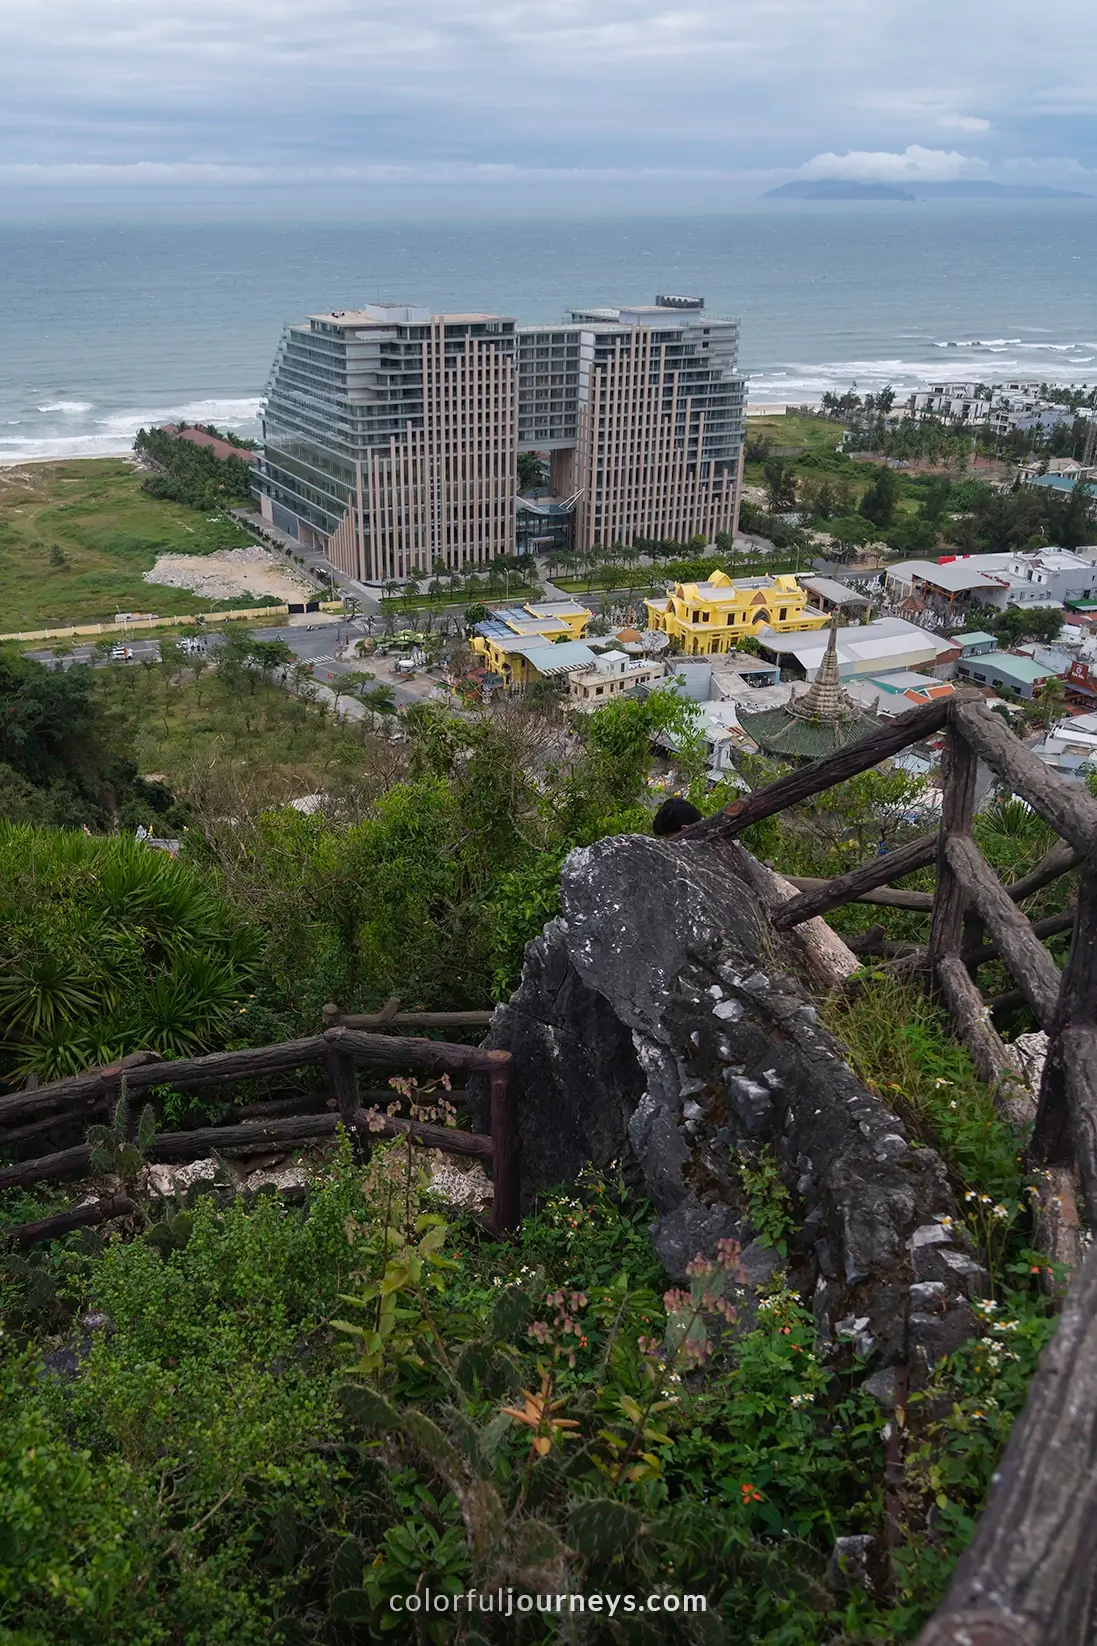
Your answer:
[2,200,1096,461]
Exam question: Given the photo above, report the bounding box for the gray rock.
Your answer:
[651,1202,741,1281]
[828,1534,876,1595]
[483,831,968,1368]
[863,1367,899,1408]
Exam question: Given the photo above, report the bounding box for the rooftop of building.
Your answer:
[888,558,1009,593]
[959,651,1058,684]
[757,616,955,669]
[950,630,998,647]
[521,640,599,675]
[524,599,591,619]
[306,305,514,328]
[801,576,871,606]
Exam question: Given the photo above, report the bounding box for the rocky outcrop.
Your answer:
[482,832,981,1375]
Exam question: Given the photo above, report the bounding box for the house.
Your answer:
[652,700,751,780]
[756,616,958,681]
[949,630,997,658]
[710,652,783,691]
[644,570,828,656]
[160,424,257,464]
[1031,710,1097,781]
[844,672,956,717]
[470,598,594,687]
[567,650,666,707]
[955,651,1061,701]
[885,558,1011,609]
[1065,657,1097,706]
[800,576,872,617]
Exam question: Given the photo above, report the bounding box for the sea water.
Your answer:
[1,200,1096,461]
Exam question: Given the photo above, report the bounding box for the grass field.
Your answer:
[97,657,382,814]
[745,410,848,455]
[0,458,255,629]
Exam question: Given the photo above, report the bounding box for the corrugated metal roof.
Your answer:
[961,652,1056,684]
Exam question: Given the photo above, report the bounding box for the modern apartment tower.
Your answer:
[258,304,518,583]
[256,296,745,581]
[518,297,745,555]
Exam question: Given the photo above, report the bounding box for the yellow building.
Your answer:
[644,571,829,656]
[470,599,594,688]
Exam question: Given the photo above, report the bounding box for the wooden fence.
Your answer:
[0,1027,517,1244]
[687,687,1097,1646]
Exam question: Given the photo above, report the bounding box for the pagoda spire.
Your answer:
[789,613,848,723]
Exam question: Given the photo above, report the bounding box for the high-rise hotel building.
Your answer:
[256,297,745,582]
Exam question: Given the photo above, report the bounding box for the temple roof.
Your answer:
[738,617,883,759]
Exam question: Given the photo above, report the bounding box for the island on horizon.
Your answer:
[763,179,1093,201]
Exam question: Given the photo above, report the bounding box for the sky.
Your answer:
[1,0,1096,205]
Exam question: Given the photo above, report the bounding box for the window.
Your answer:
[701,611,710,622]
[778,607,787,622]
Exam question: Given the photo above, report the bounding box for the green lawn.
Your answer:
[0,458,254,629]
[745,410,848,455]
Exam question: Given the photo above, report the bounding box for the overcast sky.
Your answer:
[2,0,1095,198]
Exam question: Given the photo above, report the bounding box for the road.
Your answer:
[24,621,435,709]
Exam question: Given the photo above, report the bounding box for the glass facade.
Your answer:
[256,298,744,575]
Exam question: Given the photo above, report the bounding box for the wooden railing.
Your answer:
[0,1027,517,1244]
[687,687,1097,1646]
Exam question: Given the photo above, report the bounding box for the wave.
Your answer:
[745,344,1097,405]
[2,395,262,463]
[934,339,1023,349]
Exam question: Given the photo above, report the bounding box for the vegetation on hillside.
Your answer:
[0,645,1080,1642]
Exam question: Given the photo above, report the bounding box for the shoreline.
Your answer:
[0,449,135,469]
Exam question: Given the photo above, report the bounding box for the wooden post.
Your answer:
[487,1054,519,1237]
[770,831,939,929]
[683,696,955,844]
[326,1046,359,1127]
[952,699,1097,854]
[943,834,1062,1028]
[916,1239,1097,1646]
[1031,844,1097,1220]
[926,726,979,973]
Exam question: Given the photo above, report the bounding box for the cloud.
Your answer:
[938,115,991,131]
[0,1,1094,187]
[799,145,990,182]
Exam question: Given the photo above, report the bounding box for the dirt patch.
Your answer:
[144,545,317,603]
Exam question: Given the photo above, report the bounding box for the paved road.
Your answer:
[23,621,435,709]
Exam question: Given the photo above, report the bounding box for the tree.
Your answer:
[517,452,546,492]
[465,602,490,627]
[858,465,901,529]
[764,460,797,514]
[991,605,1065,647]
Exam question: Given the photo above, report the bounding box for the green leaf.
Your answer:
[271,1502,296,1572]
[329,1588,372,1622]
[330,1536,365,1594]
[568,1498,643,1563]
[490,1283,533,1343]
[338,1384,398,1430]
[137,1103,157,1152]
